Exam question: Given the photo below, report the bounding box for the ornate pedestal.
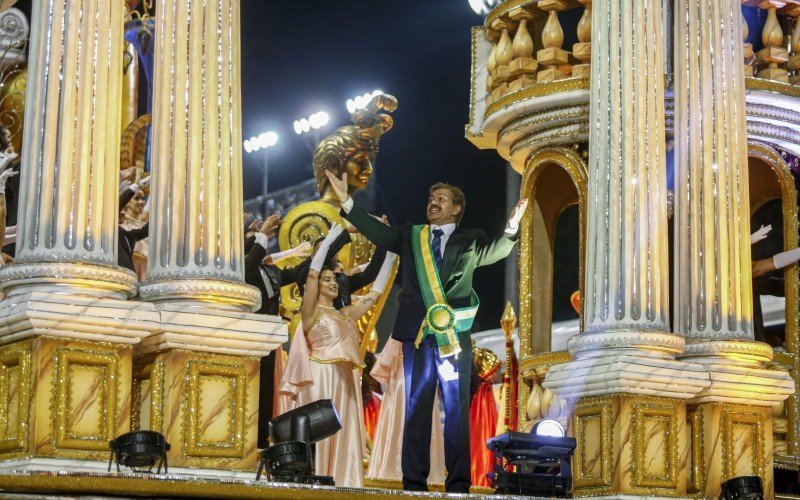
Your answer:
[545,355,711,497]
[0,337,131,466]
[681,351,795,498]
[0,292,155,470]
[132,350,260,472]
[129,302,283,472]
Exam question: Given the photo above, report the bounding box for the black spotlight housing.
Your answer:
[486,427,576,497]
[719,475,764,500]
[257,399,341,484]
[108,431,170,474]
[268,399,341,444]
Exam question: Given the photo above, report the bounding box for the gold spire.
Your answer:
[500,301,517,339]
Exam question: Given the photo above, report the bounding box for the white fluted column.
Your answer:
[0,0,136,299]
[673,0,772,361]
[570,0,683,358]
[141,0,258,310]
[674,3,794,496]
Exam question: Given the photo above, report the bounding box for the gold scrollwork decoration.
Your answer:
[0,339,31,455]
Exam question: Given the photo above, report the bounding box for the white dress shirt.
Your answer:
[430,223,456,258]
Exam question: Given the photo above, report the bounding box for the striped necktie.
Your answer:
[431,228,444,270]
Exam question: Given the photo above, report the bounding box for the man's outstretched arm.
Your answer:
[325,170,403,253]
[476,198,528,267]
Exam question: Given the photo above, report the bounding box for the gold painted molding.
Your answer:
[485,78,590,118]
[0,341,31,454]
[747,141,800,462]
[746,77,800,99]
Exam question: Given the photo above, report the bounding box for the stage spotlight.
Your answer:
[108,431,170,474]
[532,419,565,438]
[719,475,764,500]
[256,399,341,484]
[487,421,576,497]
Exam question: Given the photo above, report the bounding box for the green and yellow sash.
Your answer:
[411,225,479,357]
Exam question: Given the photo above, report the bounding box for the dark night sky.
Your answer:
[240,1,512,328]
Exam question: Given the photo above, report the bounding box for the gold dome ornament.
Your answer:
[472,344,501,380]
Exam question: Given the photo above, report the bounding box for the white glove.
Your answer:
[268,241,312,263]
[0,169,17,194]
[310,223,344,271]
[371,253,397,294]
[119,179,133,194]
[751,224,772,245]
[139,175,151,189]
[506,199,529,234]
[773,247,800,270]
[0,151,18,174]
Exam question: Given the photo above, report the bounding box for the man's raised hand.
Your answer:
[751,224,772,245]
[324,169,349,204]
[259,214,282,236]
[507,198,529,232]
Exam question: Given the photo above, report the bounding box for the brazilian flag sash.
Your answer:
[411,225,479,357]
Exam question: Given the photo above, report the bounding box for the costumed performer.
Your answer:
[366,338,446,484]
[750,224,800,346]
[326,169,528,492]
[279,223,397,487]
[469,345,501,487]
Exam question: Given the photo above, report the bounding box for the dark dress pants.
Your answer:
[401,333,472,493]
[257,350,276,449]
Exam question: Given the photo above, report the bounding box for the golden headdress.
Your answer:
[472,343,501,381]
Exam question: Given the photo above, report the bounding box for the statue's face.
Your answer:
[344,152,374,191]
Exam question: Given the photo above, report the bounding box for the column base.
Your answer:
[0,290,159,345]
[543,354,710,400]
[568,331,685,359]
[543,354,713,497]
[679,339,774,366]
[0,261,138,299]
[139,278,261,312]
[136,303,286,357]
[132,349,260,472]
[0,337,132,463]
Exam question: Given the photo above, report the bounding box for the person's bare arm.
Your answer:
[752,258,776,279]
[342,290,381,321]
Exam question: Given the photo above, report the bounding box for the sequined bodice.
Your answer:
[307,309,364,368]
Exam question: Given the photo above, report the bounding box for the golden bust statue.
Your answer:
[313,93,397,204]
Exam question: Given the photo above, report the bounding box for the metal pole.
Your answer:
[261,151,269,215]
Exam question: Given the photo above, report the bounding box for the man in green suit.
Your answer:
[325,170,527,492]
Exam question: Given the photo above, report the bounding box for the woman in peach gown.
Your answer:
[366,338,446,485]
[280,224,395,488]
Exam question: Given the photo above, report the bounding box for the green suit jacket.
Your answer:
[342,201,518,341]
